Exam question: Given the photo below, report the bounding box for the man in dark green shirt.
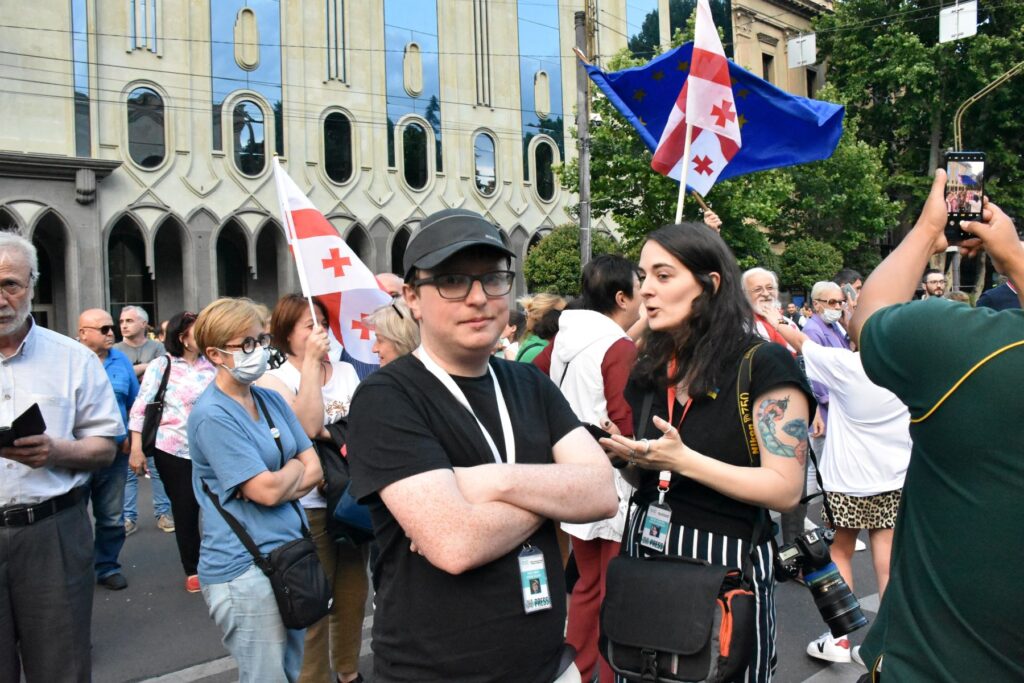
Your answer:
[849,170,1024,682]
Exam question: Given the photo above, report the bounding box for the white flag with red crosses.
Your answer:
[273,159,391,364]
[650,0,741,195]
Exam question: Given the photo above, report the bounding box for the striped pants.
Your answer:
[615,504,778,683]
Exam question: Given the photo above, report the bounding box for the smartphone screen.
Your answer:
[944,151,985,243]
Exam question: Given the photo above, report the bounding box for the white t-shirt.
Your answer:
[801,342,911,496]
[265,359,360,508]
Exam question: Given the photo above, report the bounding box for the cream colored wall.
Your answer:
[1,0,582,296]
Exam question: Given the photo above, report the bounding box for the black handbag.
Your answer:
[201,392,333,630]
[313,421,373,545]
[601,554,756,682]
[140,354,172,457]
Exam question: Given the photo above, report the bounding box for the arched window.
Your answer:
[403,122,428,190]
[391,227,410,275]
[233,100,266,175]
[323,112,353,183]
[534,140,555,201]
[126,87,165,168]
[474,133,496,196]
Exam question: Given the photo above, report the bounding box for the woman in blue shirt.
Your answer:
[188,298,322,682]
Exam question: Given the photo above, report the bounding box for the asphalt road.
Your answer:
[90,483,876,682]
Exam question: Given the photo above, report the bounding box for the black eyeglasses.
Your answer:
[389,294,405,319]
[413,271,515,300]
[814,298,848,308]
[83,324,116,335]
[222,332,272,354]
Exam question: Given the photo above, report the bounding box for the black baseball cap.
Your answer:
[403,209,515,278]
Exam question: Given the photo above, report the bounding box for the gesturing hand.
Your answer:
[600,416,693,474]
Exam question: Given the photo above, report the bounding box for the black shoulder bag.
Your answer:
[202,392,333,630]
[312,420,374,545]
[600,345,765,683]
[140,354,172,457]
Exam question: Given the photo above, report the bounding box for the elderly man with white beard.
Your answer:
[0,233,123,682]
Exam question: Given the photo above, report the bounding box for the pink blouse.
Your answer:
[128,355,217,459]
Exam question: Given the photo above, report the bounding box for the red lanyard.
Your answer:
[660,361,694,494]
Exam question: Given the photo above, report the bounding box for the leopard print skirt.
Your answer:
[822,489,901,529]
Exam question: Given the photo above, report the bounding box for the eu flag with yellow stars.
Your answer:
[586,42,844,186]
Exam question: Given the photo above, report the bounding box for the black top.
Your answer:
[347,354,581,683]
[625,341,814,542]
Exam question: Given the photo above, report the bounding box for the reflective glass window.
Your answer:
[323,112,353,183]
[72,0,90,156]
[474,133,496,196]
[403,122,429,190]
[127,87,165,168]
[535,141,555,201]
[517,2,563,180]
[384,1,442,171]
[233,100,266,175]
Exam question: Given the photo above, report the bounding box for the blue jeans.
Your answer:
[123,454,171,522]
[89,452,128,579]
[202,564,305,682]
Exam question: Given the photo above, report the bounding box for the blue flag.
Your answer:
[586,43,844,186]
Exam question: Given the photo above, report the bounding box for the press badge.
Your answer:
[518,546,552,614]
[640,503,672,552]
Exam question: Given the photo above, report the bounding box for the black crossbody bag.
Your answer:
[600,345,766,683]
[202,392,333,630]
[140,354,172,457]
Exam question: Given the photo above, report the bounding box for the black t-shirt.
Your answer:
[347,354,581,683]
[625,341,814,542]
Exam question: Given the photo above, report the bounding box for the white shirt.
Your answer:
[801,341,912,496]
[0,320,124,505]
[265,359,359,508]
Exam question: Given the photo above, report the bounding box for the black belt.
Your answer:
[0,486,85,527]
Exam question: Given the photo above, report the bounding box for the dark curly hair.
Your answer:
[632,223,756,396]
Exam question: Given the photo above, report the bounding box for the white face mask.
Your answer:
[220,347,269,385]
[822,309,843,325]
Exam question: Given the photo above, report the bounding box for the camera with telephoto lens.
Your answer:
[775,527,869,637]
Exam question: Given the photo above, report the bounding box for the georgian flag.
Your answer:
[650,0,741,195]
[273,159,391,364]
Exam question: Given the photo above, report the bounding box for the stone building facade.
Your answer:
[0,0,826,334]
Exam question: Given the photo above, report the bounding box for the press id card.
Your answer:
[518,546,552,613]
[640,503,672,553]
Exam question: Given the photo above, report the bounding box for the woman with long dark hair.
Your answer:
[603,224,813,682]
[128,310,216,593]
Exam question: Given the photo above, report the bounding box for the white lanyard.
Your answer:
[415,345,516,465]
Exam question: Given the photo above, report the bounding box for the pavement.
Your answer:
[91,483,876,682]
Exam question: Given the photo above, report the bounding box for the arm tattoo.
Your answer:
[755,396,809,466]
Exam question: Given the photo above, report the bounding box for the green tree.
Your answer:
[523,224,620,296]
[815,0,1024,232]
[780,238,844,291]
[775,88,900,271]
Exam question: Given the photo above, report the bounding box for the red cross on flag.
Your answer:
[650,0,741,196]
[273,159,391,364]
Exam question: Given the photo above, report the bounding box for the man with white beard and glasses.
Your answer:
[0,232,123,682]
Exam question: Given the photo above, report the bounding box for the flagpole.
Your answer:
[675,123,694,224]
[273,158,320,325]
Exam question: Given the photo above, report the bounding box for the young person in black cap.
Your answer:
[346,208,618,683]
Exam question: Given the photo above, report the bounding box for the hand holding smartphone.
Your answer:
[943,151,985,244]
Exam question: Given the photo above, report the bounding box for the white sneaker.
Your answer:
[855,537,867,551]
[807,631,852,663]
[851,645,865,668]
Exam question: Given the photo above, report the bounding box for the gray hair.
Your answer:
[121,305,149,324]
[810,280,841,301]
[740,267,778,290]
[0,231,39,282]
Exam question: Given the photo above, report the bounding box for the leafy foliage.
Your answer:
[523,224,620,296]
[815,0,1024,229]
[780,238,844,291]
